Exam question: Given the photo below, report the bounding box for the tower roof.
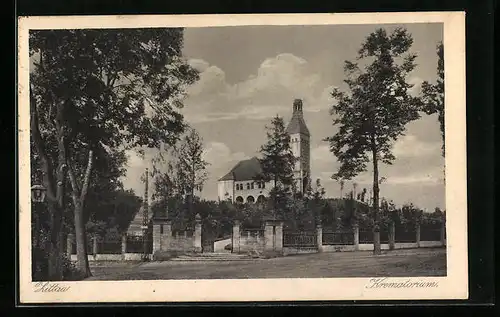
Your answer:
[286,99,310,136]
[219,157,263,181]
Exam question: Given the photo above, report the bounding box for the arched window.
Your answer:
[235,196,244,204]
[246,196,255,204]
[257,195,266,204]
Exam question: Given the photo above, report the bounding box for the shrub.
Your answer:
[61,255,86,281]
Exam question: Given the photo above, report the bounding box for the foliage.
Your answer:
[258,116,296,187]
[29,28,199,278]
[421,42,445,156]
[257,116,297,220]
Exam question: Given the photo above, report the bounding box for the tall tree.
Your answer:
[421,42,445,156]
[324,28,421,255]
[258,116,296,219]
[152,127,209,226]
[29,29,199,278]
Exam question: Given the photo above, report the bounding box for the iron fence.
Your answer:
[394,228,416,243]
[283,231,317,247]
[125,234,152,253]
[322,231,354,245]
[420,228,441,241]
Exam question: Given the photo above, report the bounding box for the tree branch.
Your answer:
[66,159,81,205]
[30,89,57,202]
[80,149,94,202]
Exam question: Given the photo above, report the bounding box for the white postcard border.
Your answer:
[18,12,467,303]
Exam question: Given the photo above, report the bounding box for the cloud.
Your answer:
[392,134,441,158]
[202,142,249,169]
[182,54,332,123]
[187,58,210,72]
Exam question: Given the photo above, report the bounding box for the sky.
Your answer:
[118,23,445,211]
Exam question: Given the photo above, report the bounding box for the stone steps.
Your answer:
[170,253,257,262]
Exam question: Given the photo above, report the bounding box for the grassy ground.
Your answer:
[85,247,446,280]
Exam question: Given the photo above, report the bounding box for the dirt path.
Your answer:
[86,248,446,280]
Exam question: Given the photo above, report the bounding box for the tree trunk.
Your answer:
[371,145,381,255]
[67,149,94,278]
[74,201,92,277]
[46,202,64,280]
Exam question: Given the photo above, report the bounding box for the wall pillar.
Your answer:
[152,222,161,253]
[415,222,421,248]
[353,224,359,251]
[121,233,127,254]
[92,235,98,256]
[264,221,275,252]
[275,221,283,253]
[66,233,74,257]
[316,224,323,252]
[194,213,202,253]
[232,220,241,253]
[388,221,395,251]
[440,214,446,246]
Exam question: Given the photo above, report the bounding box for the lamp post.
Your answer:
[31,184,47,203]
[31,183,47,249]
[142,168,149,262]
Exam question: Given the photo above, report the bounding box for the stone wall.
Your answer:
[232,220,284,254]
[152,215,202,254]
[239,230,265,253]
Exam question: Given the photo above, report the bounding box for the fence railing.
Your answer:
[125,235,152,253]
[283,231,317,247]
[420,228,441,241]
[322,231,354,245]
[241,229,265,238]
[359,230,390,244]
[394,228,416,243]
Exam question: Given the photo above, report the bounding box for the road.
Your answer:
[86,248,446,280]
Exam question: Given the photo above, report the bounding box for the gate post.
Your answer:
[232,220,241,253]
[121,233,127,254]
[440,213,446,246]
[92,234,98,256]
[353,224,360,251]
[264,221,275,252]
[194,213,202,253]
[316,224,323,252]
[415,222,421,248]
[388,221,395,250]
[275,221,284,253]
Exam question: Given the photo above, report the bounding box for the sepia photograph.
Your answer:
[18,12,467,303]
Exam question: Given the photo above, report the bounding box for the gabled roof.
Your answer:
[219,157,263,181]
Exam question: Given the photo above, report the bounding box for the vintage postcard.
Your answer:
[18,12,467,303]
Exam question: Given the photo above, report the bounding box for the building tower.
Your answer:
[286,99,311,193]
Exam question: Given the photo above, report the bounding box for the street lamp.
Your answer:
[31,184,47,203]
[31,183,46,250]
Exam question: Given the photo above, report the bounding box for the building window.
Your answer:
[247,196,255,204]
[235,196,244,204]
[262,182,265,189]
[160,224,163,234]
[251,182,254,189]
[257,182,261,189]
[257,195,266,204]
[246,183,250,190]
